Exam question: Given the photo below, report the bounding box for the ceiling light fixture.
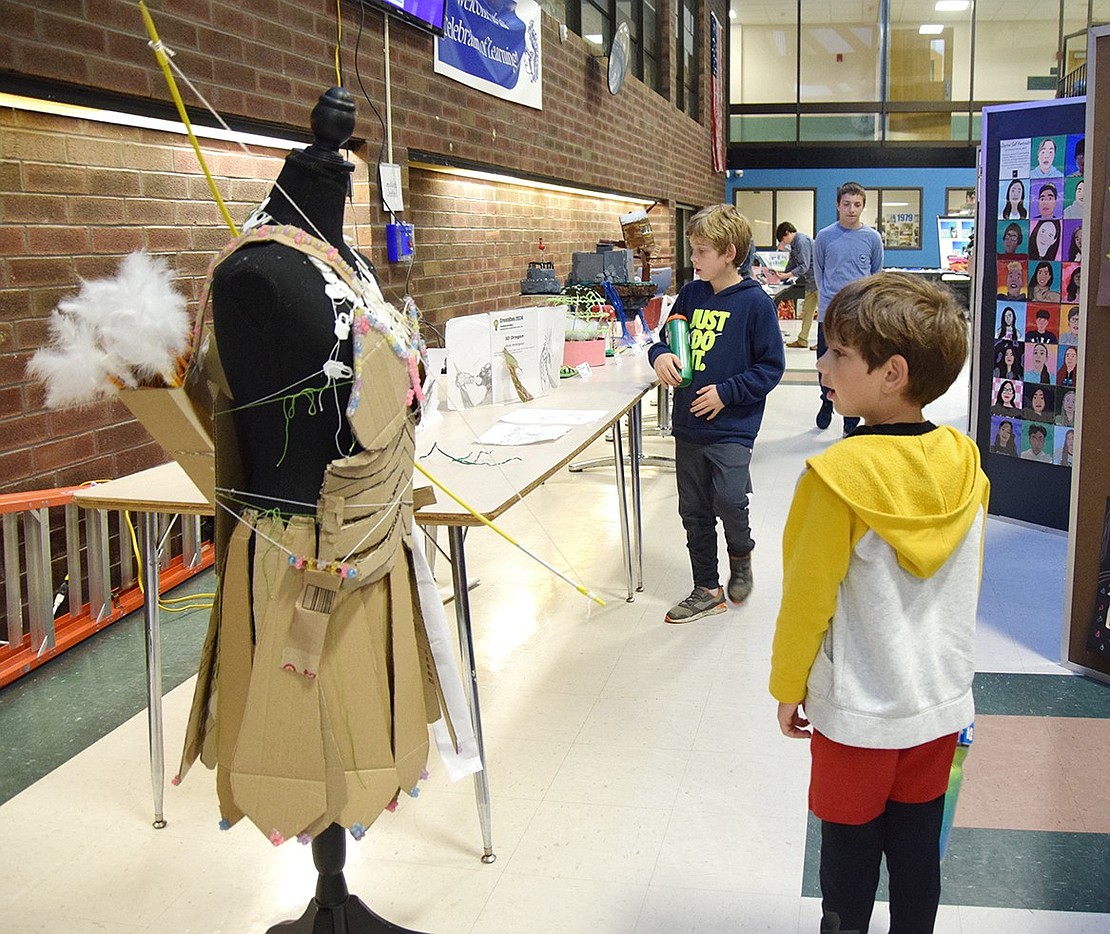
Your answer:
[935,1,970,12]
[919,24,944,35]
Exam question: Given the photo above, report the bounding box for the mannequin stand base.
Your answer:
[267,895,427,934]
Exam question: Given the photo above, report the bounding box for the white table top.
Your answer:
[414,352,657,526]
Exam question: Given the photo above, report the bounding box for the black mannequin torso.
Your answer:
[214,145,375,514]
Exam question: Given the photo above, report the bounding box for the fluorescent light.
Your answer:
[584,34,603,44]
[935,1,969,11]
[409,161,656,206]
[919,24,944,35]
[0,92,306,151]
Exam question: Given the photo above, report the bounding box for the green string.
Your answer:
[423,441,522,467]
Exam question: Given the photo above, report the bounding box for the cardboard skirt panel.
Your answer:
[178,499,442,843]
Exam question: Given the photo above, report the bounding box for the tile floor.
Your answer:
[3,345,1109,933]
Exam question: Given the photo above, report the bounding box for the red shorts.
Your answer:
[809,730,958,825]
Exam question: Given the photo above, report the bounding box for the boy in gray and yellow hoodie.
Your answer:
[770,272,989,934]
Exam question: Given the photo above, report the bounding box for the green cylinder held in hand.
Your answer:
[665,313,693,387]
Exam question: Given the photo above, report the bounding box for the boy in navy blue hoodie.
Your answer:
[649,204,786,623]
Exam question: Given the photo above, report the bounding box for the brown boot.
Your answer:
[727,553,753,603]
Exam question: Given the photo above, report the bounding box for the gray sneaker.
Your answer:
[665,586,726,624]
[727,553,753,603]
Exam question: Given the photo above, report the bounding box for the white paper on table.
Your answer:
[497,408,606,426]
[477,421,572,445]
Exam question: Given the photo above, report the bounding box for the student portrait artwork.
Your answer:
[1032,179,1062,220]
[1063,262,1081,303]
[1023,342,1057,383]
[997,259,1027,298]
[995,303,1024,341]
[1064,222,1082,261]
[1029,218,1062,261]
[1057,388,1077,426]
[993,340,1023,380]
[990,134,1082,472]
[1024,304,1058,343]
[999,177,1029,219]
[1064,177,1085,219]
[1031,135,1065,178]
[990,416,1020,457]
[997,221,1028,256]
[1028,261,1061,303]
[1023,383,1055,422]
[992,377,1022,414]
[1022,421,1055,462]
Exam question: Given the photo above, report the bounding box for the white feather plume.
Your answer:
[27,251,191,408]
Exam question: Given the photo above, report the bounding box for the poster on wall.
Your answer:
[434,0,543,110]
[977,98,1085,530]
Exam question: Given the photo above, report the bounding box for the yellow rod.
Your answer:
[414,461,605,606]
[137,1,238,235]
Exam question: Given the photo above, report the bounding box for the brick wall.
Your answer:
[0,0,727,493]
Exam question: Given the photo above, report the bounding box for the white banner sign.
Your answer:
[434,0,543,110]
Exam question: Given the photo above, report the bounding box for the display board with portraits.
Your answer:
[977,98,1085,531]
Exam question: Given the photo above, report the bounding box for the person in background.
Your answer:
[649,204,785,623]
[771,271,986,934]
[773,221,819,350]
[814,181,884,434]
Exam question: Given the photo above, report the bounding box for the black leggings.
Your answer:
[818,794,945,934]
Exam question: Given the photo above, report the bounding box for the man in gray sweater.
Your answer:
[813,181,884,434]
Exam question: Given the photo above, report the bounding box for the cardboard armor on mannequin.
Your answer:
[179,87,435,934]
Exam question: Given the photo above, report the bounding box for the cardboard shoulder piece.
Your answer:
[445,306,565,410]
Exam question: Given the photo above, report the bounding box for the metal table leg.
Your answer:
[611,419,635,602]
[141,512,167,829]
[629,403,644,592]
[446,526,496,863]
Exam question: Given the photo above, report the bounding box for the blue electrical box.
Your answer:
[386,222,414,262]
